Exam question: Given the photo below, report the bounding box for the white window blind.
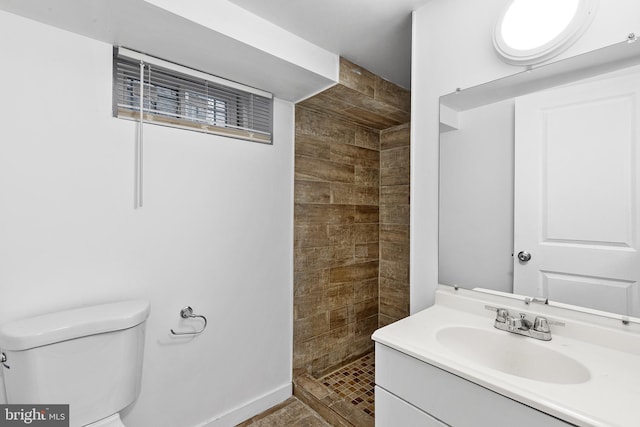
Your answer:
[113,47,273,144]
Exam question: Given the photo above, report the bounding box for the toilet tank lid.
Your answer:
[0,300,150,351]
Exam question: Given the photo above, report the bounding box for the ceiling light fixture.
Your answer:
[493,0,598,65]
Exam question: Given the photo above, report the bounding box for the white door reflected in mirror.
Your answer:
[513,71,640,316]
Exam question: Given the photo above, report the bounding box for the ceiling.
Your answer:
[0,0,338,101]
[0,0,428,94]
[227,0,432,89]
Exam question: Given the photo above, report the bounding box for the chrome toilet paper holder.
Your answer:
[170,306,208,336]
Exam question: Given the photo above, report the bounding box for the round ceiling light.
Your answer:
[493,0,598,65]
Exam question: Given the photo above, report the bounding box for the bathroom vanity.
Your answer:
[372,286,640,427]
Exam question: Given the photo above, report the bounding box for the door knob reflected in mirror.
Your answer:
[517,251,532,262]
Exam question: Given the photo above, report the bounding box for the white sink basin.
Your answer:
[373,286,640,426]
[436,326,591,384]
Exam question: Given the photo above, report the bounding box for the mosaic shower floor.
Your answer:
[320,352,375,418]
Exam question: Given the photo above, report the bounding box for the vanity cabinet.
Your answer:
[375,343,574,427]
[372,286,640,426]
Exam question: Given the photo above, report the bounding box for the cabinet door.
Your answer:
[375,343,574,427]
[375,386,447,427]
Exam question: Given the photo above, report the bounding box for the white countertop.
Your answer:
[372,286,640,427]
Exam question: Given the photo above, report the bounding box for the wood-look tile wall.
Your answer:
[294,106,380,377]
[294,58,411,377]
[379,123,411,327]
[297,58,410,131]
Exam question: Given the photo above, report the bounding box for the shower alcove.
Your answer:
[293,58,411,426]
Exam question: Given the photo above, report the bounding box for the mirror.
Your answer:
[439,38,640,318]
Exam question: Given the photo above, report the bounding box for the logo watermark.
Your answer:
[0,405,68,426]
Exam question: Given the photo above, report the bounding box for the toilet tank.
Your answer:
[0,300,150,427]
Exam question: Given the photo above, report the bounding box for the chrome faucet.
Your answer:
[506,313,532,331]
[494,308,552,341]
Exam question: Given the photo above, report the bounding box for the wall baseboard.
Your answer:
[196,383,292,427]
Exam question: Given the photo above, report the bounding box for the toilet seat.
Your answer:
[86,414,125,427]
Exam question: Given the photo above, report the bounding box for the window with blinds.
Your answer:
[113,48,273,144]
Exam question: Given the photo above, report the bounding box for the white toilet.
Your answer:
[0,300,150,427]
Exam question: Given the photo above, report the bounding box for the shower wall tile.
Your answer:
[355,314,379,338]
[380,122,411,150]
[380,259,409,283]
[295,224,335,249]
[354,278,379,303]
[355,242,379,261]
[380,144,410,187]
[380,205,410,225]
[330,183,379,205]
[295,204,355,224]
[297,59,410,131]
[295,107,356,144]
[326,283,354,309]
[381,146,410,169]
[379,224,409,243]
[330,261,379,283]
[380,166,410,186]
[379,277,410,320]
[294,62,410,378]
[296,135,331,159]
[355,127,380,151]
[327,225,355,245]
[342,106,403,129]
[330,142,380,168]
[294,106,379,377]
[318,84,410,126]
[295,156,355,183]
[380,242,410,263]
[294,269,330,296]
[294,245,354,272]
[353,224,379,244]
[329,307,351,330]
[378,314,397,328]
[355,298,378,321]
[380,184,409,205]
[297,93,355,123]
[339,57,376,97]
[294,293,326,320]
[379,123,411,327]
[355,166,380,187]
[375,76,411,113]
[295,312,330,343]
[295,181,331,204]
[355,205,379,223]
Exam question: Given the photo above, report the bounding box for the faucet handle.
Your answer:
[495,308,509,323]
[533,316,551,333]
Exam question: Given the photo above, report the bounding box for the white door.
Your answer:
[513,71,640,317]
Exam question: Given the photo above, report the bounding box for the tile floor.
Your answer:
[320,353,375,418]
[238,397,330,427]
[243,352,376,426]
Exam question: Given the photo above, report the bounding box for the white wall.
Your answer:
[0,10,293,427]
[439,99,514,292]
[411,0,640,312]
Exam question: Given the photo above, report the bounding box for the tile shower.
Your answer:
[293,58,410,425]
